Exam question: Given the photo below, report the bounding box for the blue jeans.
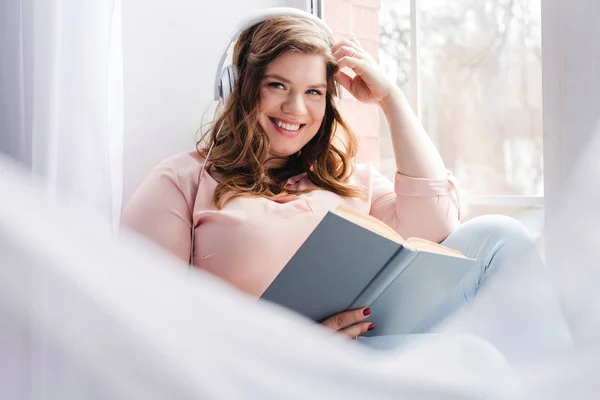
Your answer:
[358,215,573,361]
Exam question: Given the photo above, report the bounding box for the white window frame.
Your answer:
[311,0,324,16]
[407,0,545,208]
[405,0,600,220]
[316,0,548,210]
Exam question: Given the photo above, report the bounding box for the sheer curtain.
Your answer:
[0,0,123,228]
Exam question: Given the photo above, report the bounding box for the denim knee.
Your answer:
[462,214,531,240]
[461,214,540,263]
[444,214,540,263]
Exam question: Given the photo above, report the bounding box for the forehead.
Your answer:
[264,52,327,82]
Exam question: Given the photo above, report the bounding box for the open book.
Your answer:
[261,204,478,336]
[333,204,466,258]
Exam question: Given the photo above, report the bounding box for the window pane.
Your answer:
[378,0,543,196]
[377,0,413,180]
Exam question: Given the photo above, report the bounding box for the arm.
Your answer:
[334,38,447,180]
[380,88,447,180]
[375,90,459,241]
[120,160,193,264]
[333,39,459,241]
[367,164,460,243]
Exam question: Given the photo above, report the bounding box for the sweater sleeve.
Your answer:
[363,164,461,244]
[120,155,197,264]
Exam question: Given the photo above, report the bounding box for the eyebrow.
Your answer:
[263,74,328,89]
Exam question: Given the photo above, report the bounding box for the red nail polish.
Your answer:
[368,324,375,331]
[363,308,371,316]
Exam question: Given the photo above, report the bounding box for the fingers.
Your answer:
[337,70,353,92]
[332,45,364,60]
[339,322,375,339]
[331,38,363,57]
[321,307,371,331]
[332,37,390,104]
[336,56,366,76]
[332,38,372,78]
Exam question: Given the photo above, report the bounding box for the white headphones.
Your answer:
[213,7,335,105]
[191,8,334,266]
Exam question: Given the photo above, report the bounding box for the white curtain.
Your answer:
[0,155,521,399]
[0,0,123,228]
[0,140,597,400]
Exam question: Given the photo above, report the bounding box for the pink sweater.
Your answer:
[121,151,461,297]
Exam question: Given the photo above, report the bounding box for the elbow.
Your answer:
[433,215,460,243]
[392,195,460,243]
[429,197,461,243]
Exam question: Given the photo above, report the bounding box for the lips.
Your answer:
[269,117,306,137]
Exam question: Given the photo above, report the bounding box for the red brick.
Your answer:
[338,100,380,138]
[323,0,383,164]
[324,0,353,35]
[352,6,379,39]
[333,31,354,43]
[350,0,380,8]
[357,38,379,61]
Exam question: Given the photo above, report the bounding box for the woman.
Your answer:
[121,14,538,346]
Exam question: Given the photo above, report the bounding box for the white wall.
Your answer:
[122,0,311,205]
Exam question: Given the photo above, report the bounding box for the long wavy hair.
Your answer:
[198,16,363,209]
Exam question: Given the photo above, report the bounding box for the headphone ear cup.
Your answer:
[219,65,239,104]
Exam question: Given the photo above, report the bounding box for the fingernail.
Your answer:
[368,324,375,331]
[363,308,371,316]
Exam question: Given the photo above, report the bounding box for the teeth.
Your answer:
[274,119,301,131]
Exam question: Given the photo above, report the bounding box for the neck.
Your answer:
[264,155,288,169]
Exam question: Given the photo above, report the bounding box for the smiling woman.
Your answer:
[196,13,362,209]
[258,53,328,164]
[121,8,541,349]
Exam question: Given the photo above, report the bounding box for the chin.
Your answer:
[268,145,303,159]
[260,120,319,160]
[266,134,314,159]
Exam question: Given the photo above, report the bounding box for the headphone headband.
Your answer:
[213,7,335,102]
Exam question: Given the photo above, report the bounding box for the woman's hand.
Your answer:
[321,307,375,339]
[332,38,396,105]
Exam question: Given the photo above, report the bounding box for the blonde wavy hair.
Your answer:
[198,16,363,209]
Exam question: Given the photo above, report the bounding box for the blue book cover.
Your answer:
[261,205,477,336]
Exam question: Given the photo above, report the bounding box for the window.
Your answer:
[321,0,543,234]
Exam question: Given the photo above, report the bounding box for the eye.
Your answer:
[267,82,286,90]
[306,89,323,96]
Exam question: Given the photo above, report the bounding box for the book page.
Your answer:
[332,204,405,245]
[404,237,466,258]
[333,204,466,258]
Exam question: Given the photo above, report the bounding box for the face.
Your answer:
[257,52,328,165]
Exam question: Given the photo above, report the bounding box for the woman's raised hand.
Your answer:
[320,307,375,339]
[332,38,396,105]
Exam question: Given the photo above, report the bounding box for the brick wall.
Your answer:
[324,0,382,163]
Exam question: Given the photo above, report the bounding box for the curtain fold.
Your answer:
[0,0,123,228]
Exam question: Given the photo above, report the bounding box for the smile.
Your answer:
[269,117,306,136]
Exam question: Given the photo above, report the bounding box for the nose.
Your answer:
[281,92,307,116]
